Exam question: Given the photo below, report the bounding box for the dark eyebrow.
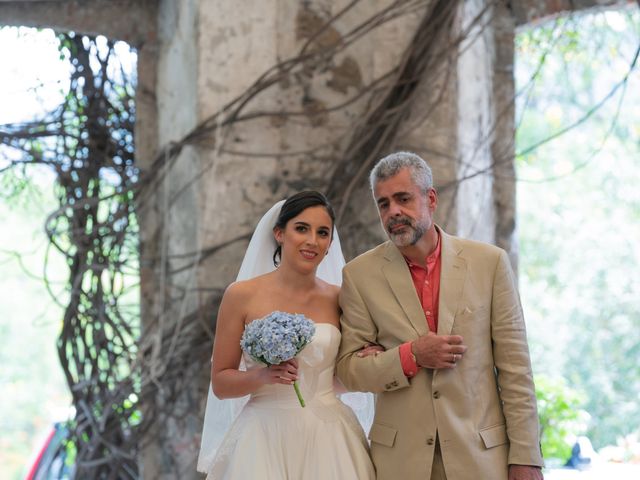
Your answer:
[294,221,331,230]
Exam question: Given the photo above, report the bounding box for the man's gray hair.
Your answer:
[369,151,433,194]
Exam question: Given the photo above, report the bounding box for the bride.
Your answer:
[197,191,376,479]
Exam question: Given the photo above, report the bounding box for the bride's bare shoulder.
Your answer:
[225,272,275,298]
[316,278,340,301]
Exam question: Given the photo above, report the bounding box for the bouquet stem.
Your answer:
[293,380,305,407]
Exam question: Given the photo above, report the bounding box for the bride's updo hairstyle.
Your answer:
[273,191,335,267]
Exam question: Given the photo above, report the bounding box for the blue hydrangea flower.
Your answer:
[240,311,316,407]
[240,311,316,365]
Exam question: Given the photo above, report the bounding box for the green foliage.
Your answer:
[0,167,34,203]
[0,176,69,480]
[536,375,589,461]
[516,7,640,451]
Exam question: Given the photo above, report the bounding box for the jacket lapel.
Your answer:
[437,230,467,336]
[381,242,430,336]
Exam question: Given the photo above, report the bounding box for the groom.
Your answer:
[336,152,544,480]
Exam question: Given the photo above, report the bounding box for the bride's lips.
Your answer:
[300,249,318,260]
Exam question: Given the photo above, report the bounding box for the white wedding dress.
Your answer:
[205,321,375,480]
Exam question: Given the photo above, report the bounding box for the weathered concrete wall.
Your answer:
[318,1,462,257]
[340,0,511,249]
[450,0,520,260]
[196,0,282,286]
[193,0,434,270]
[338,3,432,255]
[511,0,634,26]
[455,0,498,243]
[137,3,204,479]
[0,0,156,45]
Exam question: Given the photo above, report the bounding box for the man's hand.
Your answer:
[411,331,467,369]
[356,342,385,358]
[508,465,543,480]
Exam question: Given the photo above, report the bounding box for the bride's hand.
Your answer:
[260,358,299,385]
[356,343,385,358]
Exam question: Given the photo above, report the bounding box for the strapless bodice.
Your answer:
[244,323,341,409]
[204,322,375,479]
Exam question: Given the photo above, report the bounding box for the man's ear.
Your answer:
[428,188,438,210]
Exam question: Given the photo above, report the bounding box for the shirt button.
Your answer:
[426,310,431,316]
[426,437,435,446]
[433,391,440,399]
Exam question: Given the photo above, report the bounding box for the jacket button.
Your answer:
[433,391,440,399]
[426,437,435,445]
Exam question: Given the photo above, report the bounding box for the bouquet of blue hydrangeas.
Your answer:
[240,311,316,407]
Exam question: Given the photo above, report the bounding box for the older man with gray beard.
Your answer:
[337,151,544,480]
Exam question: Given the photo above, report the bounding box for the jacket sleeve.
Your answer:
[336,267,410,394]
[491,250,544,467]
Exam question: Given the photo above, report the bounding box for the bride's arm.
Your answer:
[330,284,384,394]
[211,282,298,399]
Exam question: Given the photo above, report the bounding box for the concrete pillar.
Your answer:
[138,2,200,478]
[454,0,498,244]
[510,0,633,26]
[0,0,157,41]
[491,0,519,265]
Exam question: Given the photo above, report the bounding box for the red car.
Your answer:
[25,422,74,480]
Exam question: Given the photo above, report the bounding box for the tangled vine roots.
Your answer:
[2,32,140,477]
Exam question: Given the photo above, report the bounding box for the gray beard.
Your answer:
[389,222,427,247]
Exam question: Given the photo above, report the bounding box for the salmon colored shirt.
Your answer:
[398,232,442,377]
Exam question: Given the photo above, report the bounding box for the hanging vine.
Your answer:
[1,32,139,477]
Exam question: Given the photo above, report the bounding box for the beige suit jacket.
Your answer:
[336,229,544,480]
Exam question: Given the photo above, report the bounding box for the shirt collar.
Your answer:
[405,229,441,269]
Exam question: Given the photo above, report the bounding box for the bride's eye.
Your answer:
[295,225,307,232]
[318,229,330,237]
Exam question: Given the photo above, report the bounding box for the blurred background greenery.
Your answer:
[0,169,70,477]
[516,7,640,464]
